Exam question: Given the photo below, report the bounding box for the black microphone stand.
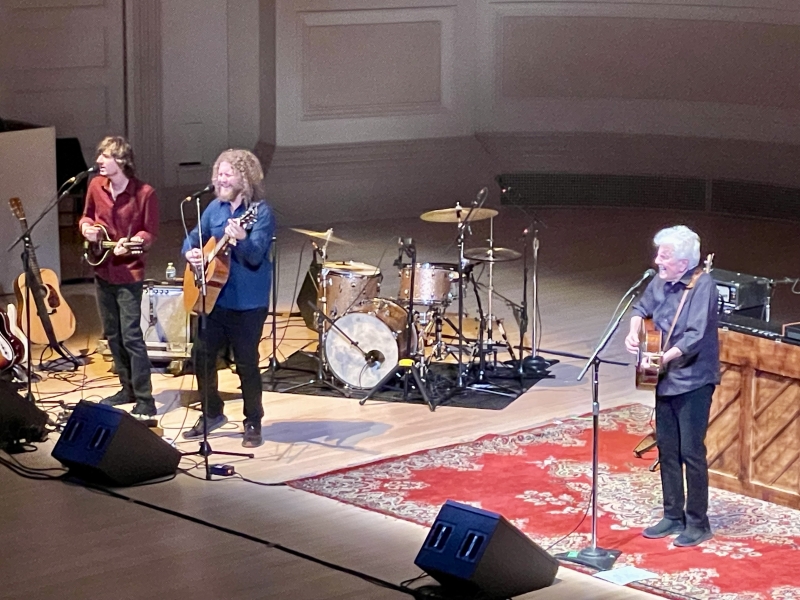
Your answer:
[181,195,253,479]
[555,286,636,571]
[263,235,280,391]
[360,241,434,410]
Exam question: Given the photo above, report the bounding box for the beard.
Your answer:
[218,184,243,202]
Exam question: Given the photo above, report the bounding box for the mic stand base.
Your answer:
[555,547,620,572]
[359,358,435,412]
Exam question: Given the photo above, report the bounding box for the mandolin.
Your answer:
[83,223,145,266]
[9,197,77,346]
[635,253,714,391]
[182,204,259,314]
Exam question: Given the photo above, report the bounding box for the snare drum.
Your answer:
[325,298,415,389]
[398,263,458,306]
[320,261,382,319]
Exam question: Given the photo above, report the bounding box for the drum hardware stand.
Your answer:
[360,239,435,411]
[555,282,633,571]
[180,194,254,479]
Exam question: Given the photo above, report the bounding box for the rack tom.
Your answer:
[398,263,458,306]
[320,261,382,319]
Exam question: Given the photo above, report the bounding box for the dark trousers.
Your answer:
[193,306,268,427]
[655,384,714,530]
[95,278,153,403]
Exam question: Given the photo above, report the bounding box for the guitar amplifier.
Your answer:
[710,268,770,318]
[98,281,192,361]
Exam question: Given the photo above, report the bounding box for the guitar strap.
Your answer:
[661,267,704,352]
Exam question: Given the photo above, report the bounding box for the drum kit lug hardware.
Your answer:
[283,187,555,410]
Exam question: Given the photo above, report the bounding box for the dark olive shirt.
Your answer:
[632,270,720,397]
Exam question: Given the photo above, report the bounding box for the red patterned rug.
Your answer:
[289,404,800,599]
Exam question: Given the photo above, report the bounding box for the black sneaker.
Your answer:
[642,517,685,539]
[242,423,263,448]
[673,526,713,547]
[100,390,135,407]
[132,400,157,418]
[182,414,228,439]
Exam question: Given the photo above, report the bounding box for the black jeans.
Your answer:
[655,384,714,530]
[193,306,268,427]
[95,277,153,403]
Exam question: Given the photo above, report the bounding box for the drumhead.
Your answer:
[323,261,380,277]
[325,312,399,389]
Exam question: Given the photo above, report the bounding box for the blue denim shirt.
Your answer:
[182,198,275,311]
[632,270,720,397]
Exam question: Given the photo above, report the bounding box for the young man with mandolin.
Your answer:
[182,149,275,448]
[624,225,720,547]
[79,136,159,418]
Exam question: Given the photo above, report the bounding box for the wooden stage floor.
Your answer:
[2,207,799,599]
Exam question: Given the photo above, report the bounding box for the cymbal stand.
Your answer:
[360,240,434,410]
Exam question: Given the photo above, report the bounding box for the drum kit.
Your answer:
[285,191,548,409]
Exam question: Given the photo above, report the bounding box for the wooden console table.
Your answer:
[708,329,800,508]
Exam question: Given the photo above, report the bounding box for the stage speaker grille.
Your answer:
[414,500,558,599]
[52,401,180,486]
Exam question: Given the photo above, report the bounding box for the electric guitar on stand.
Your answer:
[0,306,25,373]
[9,197,78,359]
[182,204,258,314]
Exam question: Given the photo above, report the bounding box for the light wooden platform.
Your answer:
[2,207,799,600]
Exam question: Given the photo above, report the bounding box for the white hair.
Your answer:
[653,225,701,269]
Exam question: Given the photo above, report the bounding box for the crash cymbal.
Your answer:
[420,206,498,223]
[289,227,353,245]
[464,247,522,263]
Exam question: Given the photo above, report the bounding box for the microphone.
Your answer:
[630,268,657,291]
[183,184,215,202]
[66,165,99,184]
[393,238,405,267]
[365,349,385,367]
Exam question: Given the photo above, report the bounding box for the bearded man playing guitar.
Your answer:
[624,225,720,547]
[182,149,275,448]
[79,136,159,418]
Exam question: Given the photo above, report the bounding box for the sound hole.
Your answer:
[457,532,485,562]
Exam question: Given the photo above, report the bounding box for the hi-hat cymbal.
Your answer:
[420,206,498,223]
[464,247,522,263]
[289,227,353,245]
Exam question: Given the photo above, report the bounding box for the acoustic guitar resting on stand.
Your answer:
[182,205,258,314]
[83,223,144,266]
[9,197,77,355]
[633,253,714,470]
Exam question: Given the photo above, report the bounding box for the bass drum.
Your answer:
[325,298,415,389]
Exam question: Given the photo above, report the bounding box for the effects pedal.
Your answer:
[210,464,236,477]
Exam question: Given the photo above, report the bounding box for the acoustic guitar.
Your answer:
[83,223,145,266]
[182,204,259,314]
[9,197,77,346]
[0,306,25,373]
[635,253,714,391]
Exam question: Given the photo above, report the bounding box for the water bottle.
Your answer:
[165,262,176,281]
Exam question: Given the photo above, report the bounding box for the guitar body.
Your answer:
[635,317,662,390]
[182,236,231,314]
[83,223,145,266]
[15,268,77,345]
[0,307,25,372]
[5,304,28,365]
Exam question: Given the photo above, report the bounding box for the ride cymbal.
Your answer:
[289,227,353,245]
[420,206,498,223]
[463,247,522,263]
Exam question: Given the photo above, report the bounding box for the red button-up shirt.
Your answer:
[79,176,159,284]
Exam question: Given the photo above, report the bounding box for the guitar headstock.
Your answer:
[703,252,715,273]
[239,205,259,230]
[9,197,26,221]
